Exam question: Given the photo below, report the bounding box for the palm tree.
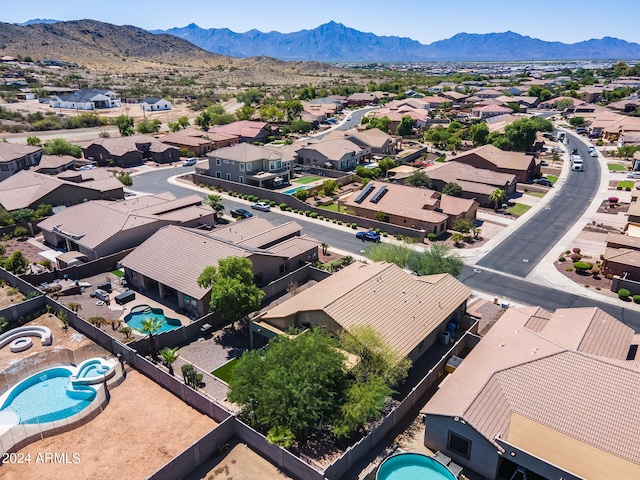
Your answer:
[67,302,82,313]
[321,242,329,256]
[139,316,163,359]
[160,347,180,376]
[451,232,464,247]
[489,189,507,212]
[203,194,225,221]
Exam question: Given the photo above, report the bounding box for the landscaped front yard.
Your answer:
[317,202,343,212]
[608,163,626,171]
[292,175,321,185]
[546,175,559,183]
[617,180,634,189]
[508,203,531,217]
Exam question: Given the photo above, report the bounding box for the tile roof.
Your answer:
[208,217,302,249]
[0,143,41,163]
[266,234,319,259]
[295,138,366,161]
[455,144,534,171]
[34,154,76,171]
[78,134,170,157]
[348,128,397,149]
[604,246,640,267]
[424,161,517,191]
[423,305,640,466]
[0,168,123,211]
[210,120,268,138]
[207,143,281,163]
[262,262,471,357]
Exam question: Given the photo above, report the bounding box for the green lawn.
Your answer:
[211,357,239,384]
[618,180,634,189]
[292,176,322,185]
[317,203,342,212]
[111,269,124,278]
[546,175,558,183]
[608,163,626,171]
[508,203,532,217]
[525,191,546,198]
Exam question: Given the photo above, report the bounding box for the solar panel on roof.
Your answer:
[353,183,375,204]
[370,186,388,204]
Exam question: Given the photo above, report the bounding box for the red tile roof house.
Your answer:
[0,168,124,212]
[421,305,640,480]
[470,104,514,120]
[339,180,478,237]
[294,137,370,171]
[451,144,539,183]
[209,120,271,144]
[78,135,180,167]
[159,127,238,156]
[346,92,377,106]
[38,192,216,262]
[0,143,42,182]
[253,261,471,360]
[121,217,319,317]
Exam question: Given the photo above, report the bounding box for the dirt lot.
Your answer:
[0,282,26,309]
[1,369,217,480]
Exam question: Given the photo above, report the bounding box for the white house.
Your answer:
[50,89,121,110]
[139,97,172,112]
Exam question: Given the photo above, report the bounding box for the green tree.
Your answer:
[424,126,450,148]
[320,179,338,195]
[363,243,413,269]
[203,194,225,220]
[113,115,134,136]
[365,116,392,133]
[406,244,464,277]
[290,119,312,133]
[167,121,180,132]
[396,115,415,136]
[139,316,163,359]
[539,89,553,102]
[569,117,585,127]
[282,100,303,122]
[450,232,464,246]
[405,170,431,188]
[34,203,53,218]
[160,347,180,376]
[452,218,474,233]
[135,118,162,134]
[114,171,133,186]
[228,328,347,443]
[377,157,396,175]
[555,98,574,110]
[43,138,82,158]
[235,104,255,121]
[4,251,29,274]
[258,104,284,123]
[26,136,41,146]
[177,116,190,129]
[442,182,463,197]
[504,119,539,151]
[489,188,507,211]
[195,110,212,129]
[333,376,391,438]
[469,122,490,146]
[197,256,265,322]
[237,88,264,105]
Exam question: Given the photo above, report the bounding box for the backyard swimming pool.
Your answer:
[0,367,96,424]
[377,453,456,480]
[124,305,182,333]
[282,185,312,195]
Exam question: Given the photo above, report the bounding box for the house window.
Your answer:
[226,173,231,181]
[418,340,425,351]
[0,165,8,171]
[239,176,245,184]
[215,171,221,178]
[131,271,137,280]
[239,163,245,171]
[216,158,221,166]
[447,431,471,459]
[168,151,172,158]
[246,164,252,172]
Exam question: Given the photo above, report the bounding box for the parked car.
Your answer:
[627,172,640,179]
[345,115,353,121]
[575,127,587,135]
[356,231,381,242]
[571,160,584,171]
[590,149,598,157]
[183,158,197,166]
[229,208,253,219]
[533,178,553,187]
[251,202,271,212]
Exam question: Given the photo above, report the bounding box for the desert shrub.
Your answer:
[627,187,631,191]
[617,186,622,190]
[572,247,581,254]
[558,256,566,262]
[633,295,640,304]
[608,197,618,203]
[427,233,437,241]
[618,288,631,300]
[351,223,357,229]
[566,267,573,272]
[304,210,311,216]
[570,253,582,261]
[573,261,593,271]
[382,232,388,237]
[309,212,318,218]
[565,250,571,255]
[13,226,28,238]
[280,203,288,210]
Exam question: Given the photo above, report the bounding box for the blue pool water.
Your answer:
[77,361,109,379]
[282,185,312,195]
[124,305,181,333]
[377,453,456,480]
[1,368,96,424]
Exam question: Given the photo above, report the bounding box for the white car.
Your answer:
[571,160,584,171]
[627,172,640,179]
[183,158,197,166]
[250,202,271,212]
[345,115,353,121]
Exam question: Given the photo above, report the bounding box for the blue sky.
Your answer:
[3,0,640,44]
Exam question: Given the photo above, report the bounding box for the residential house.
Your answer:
[475,89,504,99]
[606,99,640,113]
[200,143,291,187]
[603,232,640,279]
[422,305,640,480]
[346,92,377,106]
[49,89,121,110]
[440,91,469,103]
[367,106,429,133]
[122,217,319,317]
[495,95,540,109]
[33,155,76,175]
[210,120,271,144]
[538,96,585,110]
[452,144,538,182]
[252,261,471,361]
[38,192,216,262]
[139,97,172,112]
[422,96,451,109]
[577,85,607,103]
[159,127,238,156]
[344,128,402,156]
[339,181,478,235]
[470,104,513,120]
[0,168,124,212]
[422,162,517,207]
[0,143,43,182]
[79,135,180,167]
[294,138,369,171]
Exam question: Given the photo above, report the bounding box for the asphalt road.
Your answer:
[477,131,600,277]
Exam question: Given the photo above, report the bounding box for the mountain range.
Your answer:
[154,21,640,62]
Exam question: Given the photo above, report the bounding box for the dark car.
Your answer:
[533,178,553,187]
[356,231,381,242]
[229,208,253,219]
[575,127,587,135]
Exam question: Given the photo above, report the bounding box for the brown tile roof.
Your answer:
[455,144,535,171]
[424,162,517,191]
[0,169,123,211]
[34,154,76,171]
[604,246,640,267]
[207,143,281,163]
[209,217,302,249]
[210,120,268,138]
[262,262,471,357]
[0,143,41,163]
[296,138,367,161]
[423,306,640,466]
[266,234,319,259]
[348,128,397,149]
